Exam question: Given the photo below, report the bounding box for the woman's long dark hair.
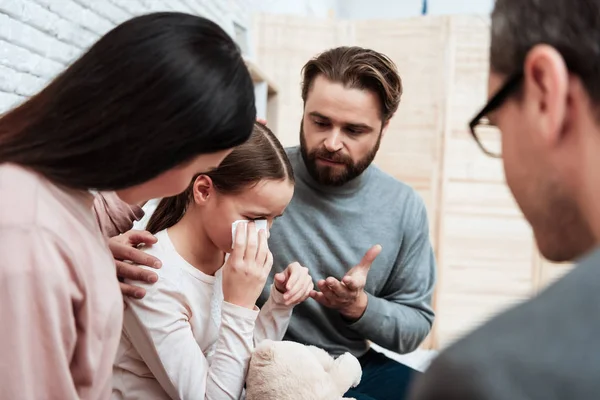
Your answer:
[0,12,255,190]
[146,122,294,234]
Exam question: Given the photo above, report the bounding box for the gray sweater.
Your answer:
[409,247,600,400]
[258,146,436,357]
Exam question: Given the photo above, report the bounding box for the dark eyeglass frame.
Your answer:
[468,72,524,158]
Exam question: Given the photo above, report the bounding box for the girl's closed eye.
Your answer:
[244,216,266,221]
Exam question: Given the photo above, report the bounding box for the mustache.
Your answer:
[313,148,352,164]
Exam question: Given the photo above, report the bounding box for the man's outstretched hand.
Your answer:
[109,229,162,299]
[309,245,382,321]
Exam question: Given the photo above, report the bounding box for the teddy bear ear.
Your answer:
[254,346,275,362]
[253,340,276,362]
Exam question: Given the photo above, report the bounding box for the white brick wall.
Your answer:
[0,0,252,112]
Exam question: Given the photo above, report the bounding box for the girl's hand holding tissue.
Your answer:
[222,221,272,310]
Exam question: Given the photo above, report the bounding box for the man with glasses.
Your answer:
[409,0,600,398]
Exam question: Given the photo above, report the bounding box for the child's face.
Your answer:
[203,179,294,253]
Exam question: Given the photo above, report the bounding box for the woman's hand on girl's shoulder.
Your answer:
[110,229,162,299]
[222,221,273,310]
[273,262,314,307]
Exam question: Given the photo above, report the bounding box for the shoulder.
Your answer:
[367,166,427,218]
[370,165,419,198]
[129,230,187,290]
[0,163,96,231]
[410,306,524,399]
[414,251,600,398]
[408,348,486,399]
[284,146,301,169]
[284,146,299,158]
[0,164,47,227]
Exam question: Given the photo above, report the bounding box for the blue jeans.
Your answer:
[344,349,420,400]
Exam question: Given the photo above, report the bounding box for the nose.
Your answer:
[323,130,343,152]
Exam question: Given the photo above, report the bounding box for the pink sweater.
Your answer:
[0,164,124,400]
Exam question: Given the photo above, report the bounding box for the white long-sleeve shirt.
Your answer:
[111,229,293,400]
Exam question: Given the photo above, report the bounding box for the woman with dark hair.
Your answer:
[0,12,255,400]
[112,122,313,400]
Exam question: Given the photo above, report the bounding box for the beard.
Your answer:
[299,122,381,186]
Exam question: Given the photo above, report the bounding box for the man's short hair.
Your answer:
[301,46,403,122]
[491,0,600,104]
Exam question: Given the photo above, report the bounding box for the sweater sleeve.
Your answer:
[253,284,293,345]
[91,191,144,238]
[0,228,79,400]
[346,196,436,354]
[123,274,259,400]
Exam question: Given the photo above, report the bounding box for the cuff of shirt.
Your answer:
[345,292,383,334]
[221,301,260,321]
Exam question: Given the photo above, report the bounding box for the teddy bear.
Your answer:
[245,339,362,400]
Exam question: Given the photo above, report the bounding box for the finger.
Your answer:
[263,250,274,275]
[285,289,304,306]
[283,274,304,301]
[317,279,328,292]
[319,283,338,302]
[286,276,314,305]
[244,221,258,261]
[357,244,382,271]
[231,221,248,263]
[325,277,349,298]
[119,282,146,299]
[284,265,302,292]
[124,230,158,246]
[342,275,364,291]
[311,291,333,308]
[302,280,314,301]
[274,272,286,284]
[110,241,162,268]
[256,229,269,265]
[115,260,158,284]
[274,271,287,293]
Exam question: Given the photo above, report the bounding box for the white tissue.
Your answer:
[231,219,268,247]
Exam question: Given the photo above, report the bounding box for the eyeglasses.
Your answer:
[468,72,523,158]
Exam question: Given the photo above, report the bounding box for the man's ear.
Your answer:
[523,44,569,147]
[192,175,214,205]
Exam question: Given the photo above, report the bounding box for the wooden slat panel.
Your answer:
[357,17,449,245]
[436,213,535,347]
[433,15,540,349]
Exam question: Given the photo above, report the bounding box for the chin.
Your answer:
[537,243,575,263]
[534,228,595,263]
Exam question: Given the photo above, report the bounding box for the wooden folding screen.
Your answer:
[253,13,574,350]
